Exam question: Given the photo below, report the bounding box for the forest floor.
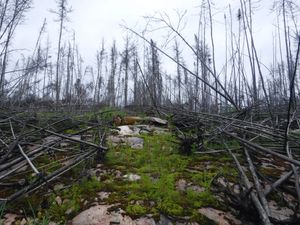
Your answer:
[0,108,298,225]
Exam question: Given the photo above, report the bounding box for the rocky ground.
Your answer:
[69,124,241,225]
[1,113,298,225]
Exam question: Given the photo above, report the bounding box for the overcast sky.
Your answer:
[13,0,281,75]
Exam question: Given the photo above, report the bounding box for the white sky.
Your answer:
[12,0,283,77]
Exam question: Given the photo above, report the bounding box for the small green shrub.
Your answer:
[126,205,147,217]
[158,200,184,216]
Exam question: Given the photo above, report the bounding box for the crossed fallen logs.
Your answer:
[161,106,300,225]
[0,111,107,206]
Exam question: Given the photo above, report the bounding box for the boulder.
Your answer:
[72,205,135,225]
[198,208,242,225]
[123,174,141,181]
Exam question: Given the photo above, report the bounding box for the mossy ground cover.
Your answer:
[100,133,236,223]
[3,133,238,224]
[1,109,240,224]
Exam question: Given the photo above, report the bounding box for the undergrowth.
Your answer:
[2,109,239,225]
[103,133,226,223]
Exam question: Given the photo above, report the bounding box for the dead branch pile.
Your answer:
[0,109,107,206]
[162,106,300,225]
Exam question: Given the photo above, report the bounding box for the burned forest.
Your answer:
[1,0,300,224]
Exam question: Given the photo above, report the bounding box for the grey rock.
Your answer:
[55,196,62,205]
[123,174,141,181]
[54,183,64,191]
[269,200,294,221]
[126,137,144,149]
[159,214,173,225]
[135,217,156,225]
[3,213,19,225]
[97,192,110,200]
[145,117,168,125]
[198,208,242,225]
[187,185,205,193]
[72,205,135,225]
[176,179,187,191]
[107,135,144,149]
[65,207,74,215]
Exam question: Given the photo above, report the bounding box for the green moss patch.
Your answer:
[101,133,226,222]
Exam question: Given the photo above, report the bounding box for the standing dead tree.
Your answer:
[174,40,182,105]
[206,0,218,111]
[51,0,72,104]
[0,0,32,98]
[133,11,239,111]
[94,39,105,105]
[124,25,239,110]
[120,37,132,106]
[107,41,117,107]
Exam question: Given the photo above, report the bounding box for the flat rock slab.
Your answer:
[72,205,204,225]
[158,214,199,225]
[107,136,144,149]
[135,217,156,225]
[126,137,144,149]
[123,173,141,181]
[113,125,169,136]
[135,125,169,134]
[198,208,242,225]
[72,205,135,225]
[1,213,19,225]
[72,205,155,225]
[144,117,168,126]
[176,179,187,191]
[97,192,110,200]
[269,200,294,221]
[176,179,204,193]
[117,125,140,136]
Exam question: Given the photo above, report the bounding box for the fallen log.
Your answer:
[224,142,271,225]
[223,130,300,168]
[244,148,270,216]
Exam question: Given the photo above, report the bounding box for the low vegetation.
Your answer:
[2,117,241,224]
[99,133,234,223]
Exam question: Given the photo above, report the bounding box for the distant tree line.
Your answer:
[0,0,299,115]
